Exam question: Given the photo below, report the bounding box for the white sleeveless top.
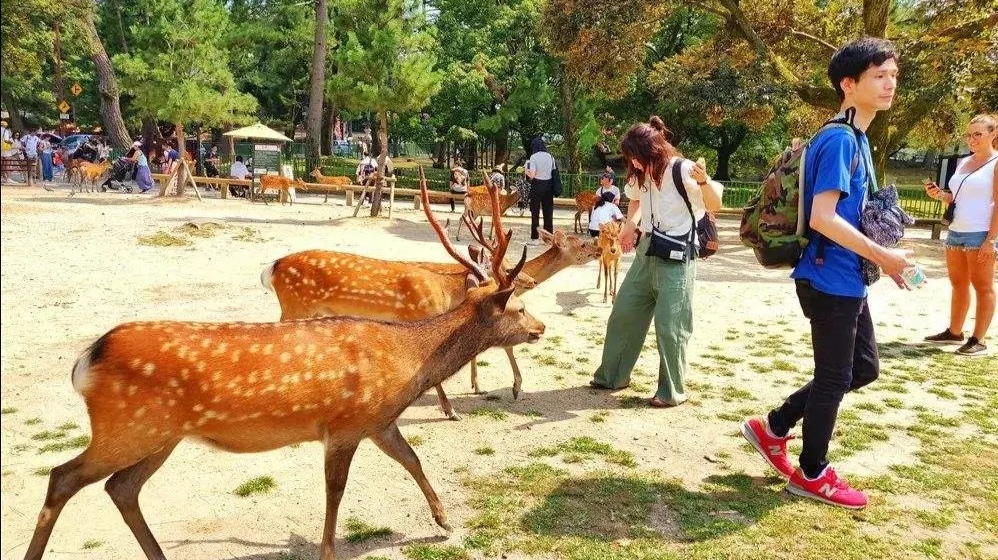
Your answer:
[947,155,997,233]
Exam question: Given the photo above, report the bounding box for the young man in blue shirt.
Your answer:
[741,37,912,509]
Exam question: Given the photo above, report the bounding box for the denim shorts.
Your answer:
[945,230,994,250]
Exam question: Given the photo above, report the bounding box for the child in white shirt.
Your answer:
[588,191,624,237]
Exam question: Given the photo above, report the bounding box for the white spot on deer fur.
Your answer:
[168,378,179,388]
[280,352,291,363]
[262,344,274,355]
[249,344,260,354]
[192,404,204,412]
[167,399,176,407]
[303,372,313,381]
[231,350,242,362]
[182,421,194,431]
[177,347,188,359]
[341,389,354,399]
[211,342,228,356]
[175,388,185,397]
[181,369,190,380]
[147,427,159,436]
[196,361,206,373]
[143,362,156,376]
[118,401,127,409]
[292,404,301,412]
[200,339,211,349]
[134,406,147,418]
[128,385,138,396]
[130,358,142,369]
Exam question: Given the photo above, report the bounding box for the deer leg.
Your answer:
[470,357,481,394]
[104,441,180,560]
[319,439,359,560]
[596,261,602,289]
[434,384,460,420]
[505,347,522,400]
[370,422,451,531]
[603,263,609,303]
[23,450,124,560]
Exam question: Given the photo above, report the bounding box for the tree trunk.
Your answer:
[369,110,389,217]
[433,140,446,168]
[52,23,66,114]
[1,89,26,131]
[559,70,581,193]
[494,128,509,166]
[81,10,131,150]
[306,0,327,170]
[325,102,339,157]
[713,124,747,181]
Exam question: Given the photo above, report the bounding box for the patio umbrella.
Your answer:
[41,132,64,143]
[223,123,292,142]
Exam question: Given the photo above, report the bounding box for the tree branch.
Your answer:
[932,12,998,40]
[790,30,837,53]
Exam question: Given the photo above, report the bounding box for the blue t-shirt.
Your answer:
[791,126,872,298]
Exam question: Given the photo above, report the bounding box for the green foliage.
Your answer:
[112,0,257,127]
[233,475,276,497]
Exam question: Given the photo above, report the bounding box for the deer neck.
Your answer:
[521,248,570,286]
[404,302,498,394]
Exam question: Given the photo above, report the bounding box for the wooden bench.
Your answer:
[1,158,36,186]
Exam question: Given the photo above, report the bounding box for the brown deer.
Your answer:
[574,191,600,234]
[454,180,519,241]
[310,168,352,203]
[21,168,543,560]
[258,174,301,205]
[596,221,622,303]
[460,214,601,395]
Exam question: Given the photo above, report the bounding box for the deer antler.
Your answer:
[420,166,488,284]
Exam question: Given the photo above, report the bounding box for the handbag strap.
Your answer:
[951,154,998,203]
[670,158,697,242]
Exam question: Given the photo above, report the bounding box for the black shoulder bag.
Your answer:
[671,161,719,259]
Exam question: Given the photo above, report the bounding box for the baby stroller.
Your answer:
[99,157,136,193]
[513,176,531,216]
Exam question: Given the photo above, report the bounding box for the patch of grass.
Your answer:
[403,544,469,560]
[883,397,904,409]
[589,411,609,423]
[771,359,797,372]
[473,447,495,456]
[468,407,508,420]
[534,354,559,366]
[39,435,90,453]
[177,221,223,238]
[406,434,425,447]
[82,539,104,550]
[912,537,943,558]
[616,395,645,408]
[524,410,544,418]
[274,554,307,560]
[718,386,753,402]
[702,353,745,365]
[232,226,266,243]
[853,401,885,413]
[547,335,563,344]
[233,475,276,497]
[137,230,191,247]
[1,407,16,414]
[31,430,68,441]
[475,359,489,367]
[343,517,392,543]
[926,386,958,400]
[24,417,42,425]
[528,437,636,467]
[56,421,79,431]
[914,507,956,529]
[32,466,52,476]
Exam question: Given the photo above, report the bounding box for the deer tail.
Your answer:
[260,260,278,292]
[72,332,111,395]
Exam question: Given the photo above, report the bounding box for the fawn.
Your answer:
[596,221,622,303]
[21,168,543,560]
[574,191,600,234]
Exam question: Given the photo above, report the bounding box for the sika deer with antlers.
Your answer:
[22,169,543,560]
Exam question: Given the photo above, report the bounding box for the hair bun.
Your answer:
[648,116,670,137]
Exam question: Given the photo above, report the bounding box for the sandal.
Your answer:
[649,396,686,408]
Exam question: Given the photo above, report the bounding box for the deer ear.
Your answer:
[488,287,516,313]
[538,229,555,245]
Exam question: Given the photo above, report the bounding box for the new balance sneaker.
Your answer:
[786,466,868,509]
[956,337,988,355]
[924,329,965,344]
[741,417,795,479]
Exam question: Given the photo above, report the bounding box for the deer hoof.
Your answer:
[511,386,521,400]
[447,411,462,421]
[435,517,453,532]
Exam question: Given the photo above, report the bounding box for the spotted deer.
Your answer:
[454,180,519,241]
[574,191,600,234]
[310,168,352,203]
[595,221,622,303]
[258,174,301,205]
[22,169,543,560]
[460,213,601,394]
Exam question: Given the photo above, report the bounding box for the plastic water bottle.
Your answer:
[901,265,926,288]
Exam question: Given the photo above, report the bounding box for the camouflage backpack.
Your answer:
[739,118,859,268]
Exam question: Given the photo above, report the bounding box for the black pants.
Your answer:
[530,179,554,240]
[767,280,879,478]
[450,188,465,212]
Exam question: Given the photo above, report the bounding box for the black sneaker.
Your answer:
[924,329,965,344]
[956,337,987,355]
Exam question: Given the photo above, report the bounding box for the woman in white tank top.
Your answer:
[923,114,998,355]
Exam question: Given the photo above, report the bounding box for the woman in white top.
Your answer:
[590,116,722,407]
[524,138,556,245]
[923,114,998,355]
[588,191,623,237]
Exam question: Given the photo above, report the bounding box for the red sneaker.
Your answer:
[741,417,795,479]
[787,466,868,509]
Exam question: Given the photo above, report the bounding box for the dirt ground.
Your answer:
[0,183,960,559]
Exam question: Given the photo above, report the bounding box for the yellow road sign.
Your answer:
[58,100,71,113]
[70,83,83,97]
